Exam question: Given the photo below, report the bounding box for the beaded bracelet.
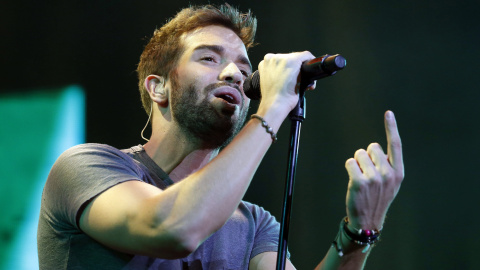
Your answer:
[331,217,383,256]
[251,114,277,143]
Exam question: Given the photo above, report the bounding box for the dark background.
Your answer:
[2,0,479,269]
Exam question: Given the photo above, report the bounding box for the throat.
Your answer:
[168,148,219,182]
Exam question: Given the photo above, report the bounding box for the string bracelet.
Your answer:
[331,218,345,257]
[251,114,277,143]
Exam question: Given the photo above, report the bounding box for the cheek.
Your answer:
[187,66,216,88]
[242,98,250,111]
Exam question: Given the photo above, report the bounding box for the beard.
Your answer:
[169,72,248,149]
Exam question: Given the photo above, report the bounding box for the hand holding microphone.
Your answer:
[244,54,346,100]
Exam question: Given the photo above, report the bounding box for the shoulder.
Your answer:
[54,143,139,170]
[239,201,279,227]
[60,143,130,160]
[48,143,145,192]
[42,143,147,228]
[240,201,273,217]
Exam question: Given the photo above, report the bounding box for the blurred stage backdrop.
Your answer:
[1,0,479,269]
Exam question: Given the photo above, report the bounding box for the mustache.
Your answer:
[205,81,245,108]
[205,82,241,93]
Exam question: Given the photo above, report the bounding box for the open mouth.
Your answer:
[212,87,241,106]
[216,93,236,104]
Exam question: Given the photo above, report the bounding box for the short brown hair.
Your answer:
[136,4,257,115]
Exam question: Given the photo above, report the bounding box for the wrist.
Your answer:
[255,101,290,131]
[346,214,385,231]
[250,114,277,143]
[331,216,382,257]
[257,92,297,115]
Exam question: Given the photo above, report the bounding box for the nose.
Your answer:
[219,62,243,87]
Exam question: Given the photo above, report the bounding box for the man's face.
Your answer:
[169,25,252,148]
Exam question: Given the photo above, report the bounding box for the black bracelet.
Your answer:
[342,217,382,253]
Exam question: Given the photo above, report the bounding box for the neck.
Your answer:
[143,121,219,182]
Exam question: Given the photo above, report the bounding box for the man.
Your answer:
[37,4,404,269]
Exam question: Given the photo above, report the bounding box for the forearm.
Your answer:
[314,111,403,269]
[149,103,290,249]
[314,235,370,270]
[136,51,318,254]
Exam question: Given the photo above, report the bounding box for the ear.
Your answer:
[144,75,168,107]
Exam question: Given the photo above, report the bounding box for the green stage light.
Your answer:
[0,86,85,270]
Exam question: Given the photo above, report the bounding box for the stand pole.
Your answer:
[276,89,306,270]
[273,54,346,269]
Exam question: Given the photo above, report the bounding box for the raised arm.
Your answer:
[315,110,404,270]
[79,51,317,259]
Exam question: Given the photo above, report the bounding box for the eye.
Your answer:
[201,56,216,62]
[241,70,249,77]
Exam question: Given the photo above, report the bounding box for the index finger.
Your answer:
[384,110,404,173]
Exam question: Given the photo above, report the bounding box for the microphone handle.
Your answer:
[244,54,346,100]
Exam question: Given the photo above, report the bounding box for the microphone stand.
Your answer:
[275,81,308,270]
[274,54,346,270]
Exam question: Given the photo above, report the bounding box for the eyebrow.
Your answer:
[193,44,252,72]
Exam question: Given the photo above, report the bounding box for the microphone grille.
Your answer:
[324,54,346,72]
[243,70,261,100]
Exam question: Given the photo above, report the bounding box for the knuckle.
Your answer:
[354,149,367,158]
[390,140,402,149]
[381,168,394,180]
[345,158,356,167]
[368,144,384,157]
[367,172,381,183]
[264,53,274,60]
[301,50,312,56]
[367,142,382,152]
[349,177,366,192]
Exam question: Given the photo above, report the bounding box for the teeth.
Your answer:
[221,94,234,103]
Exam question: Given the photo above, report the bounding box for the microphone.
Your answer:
[243,54,346,100]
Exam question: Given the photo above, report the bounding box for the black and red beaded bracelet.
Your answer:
[342,217,382,253]
[331,216,383,256]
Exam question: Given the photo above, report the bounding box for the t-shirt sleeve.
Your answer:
[246,202,291,260]
[42,143,145,231]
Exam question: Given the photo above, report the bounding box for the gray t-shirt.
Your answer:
[38,143,283,269]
